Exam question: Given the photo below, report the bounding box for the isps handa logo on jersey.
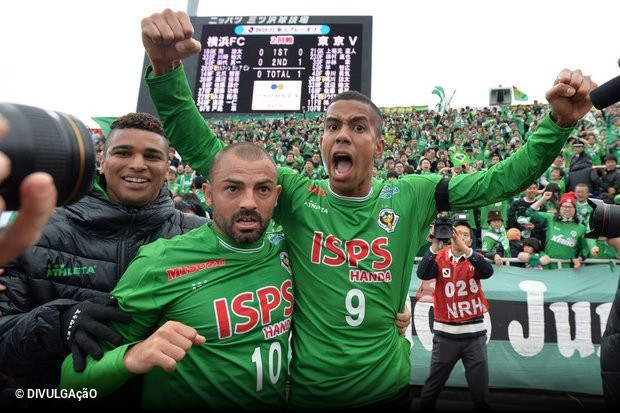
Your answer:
[377,208,399,233]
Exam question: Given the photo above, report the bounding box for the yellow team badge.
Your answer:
[280,252,292,275]
[378,208,399,233]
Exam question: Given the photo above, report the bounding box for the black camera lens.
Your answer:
[0,103,95,210]
[586,198,620,239]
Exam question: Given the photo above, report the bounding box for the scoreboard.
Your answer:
[137,15,372,116]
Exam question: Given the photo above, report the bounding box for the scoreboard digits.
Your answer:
[192,17,371,114]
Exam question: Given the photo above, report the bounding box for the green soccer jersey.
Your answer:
[481,227,510,257]
[61,224,293,410]
[166,182,181,196]
[144,64,574,408]
[526,209,594,268]
[575,200,593,226]
[175,173,194,194]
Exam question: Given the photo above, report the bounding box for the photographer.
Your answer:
[416,220,493,412]
[0,115,57,266]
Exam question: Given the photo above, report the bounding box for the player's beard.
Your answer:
[212,207,268,244]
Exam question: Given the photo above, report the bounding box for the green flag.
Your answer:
[512,85,528,101]
[91,116,117,138]
[432,86,445,113]
[450,151,471,167]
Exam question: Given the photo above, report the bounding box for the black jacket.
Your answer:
[507,197,547,245]
[0,185,205,387]
[602,287,620,409]
[590,167,620,195]
[567,152,593,191]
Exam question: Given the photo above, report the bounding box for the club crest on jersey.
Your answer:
[378,209,399,233]
[280,252,292,275]
[442,268,451,278]
[570,230,577,237]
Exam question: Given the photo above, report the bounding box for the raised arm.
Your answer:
[439,69,597,211]
[142,9,225,177]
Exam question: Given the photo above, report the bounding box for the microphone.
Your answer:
[590,59,620,110]
[590,75,620,110]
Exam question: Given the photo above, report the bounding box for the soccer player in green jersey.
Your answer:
[61,143,294,410]
[138,9,597,409]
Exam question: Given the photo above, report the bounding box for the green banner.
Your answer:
[408,264,619,395]
[91,116,117,138]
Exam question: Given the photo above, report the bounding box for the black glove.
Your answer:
[61,296,132,373]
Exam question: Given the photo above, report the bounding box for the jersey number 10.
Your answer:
[251,342,282,392]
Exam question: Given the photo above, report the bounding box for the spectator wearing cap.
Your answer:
[526,191,598,269]
[590,154,619,197]
[480,201,509,237]
[481,210,510,266]
[567,139,593,192]
[517,238,551,269]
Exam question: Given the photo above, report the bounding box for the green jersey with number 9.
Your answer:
[142,64,574,409]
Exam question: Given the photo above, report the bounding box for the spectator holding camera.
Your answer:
[526,191,597,269]
[416,221,493,412]
[0,113,205,404]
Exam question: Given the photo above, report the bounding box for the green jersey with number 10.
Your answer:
[61,224,293,410]
[145,65,574,408]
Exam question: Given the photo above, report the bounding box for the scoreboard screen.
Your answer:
[137,15,372,116]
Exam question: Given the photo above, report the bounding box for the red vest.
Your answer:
[432,248,490,323]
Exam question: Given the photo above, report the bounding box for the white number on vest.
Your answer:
[251,341,282,391]
[345,289,365,326]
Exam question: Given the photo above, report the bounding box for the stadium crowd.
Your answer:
[157,101,620,269]
[1,8,618,410]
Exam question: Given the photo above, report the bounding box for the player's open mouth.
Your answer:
[332,153,353,179]
[236,216,259,231]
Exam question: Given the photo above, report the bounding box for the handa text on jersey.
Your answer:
[349,269,392,283]
[263,318,291,339]
[310,232,392,269]
[214,279,294,339]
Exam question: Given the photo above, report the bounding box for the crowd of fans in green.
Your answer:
[156,101,619,269]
